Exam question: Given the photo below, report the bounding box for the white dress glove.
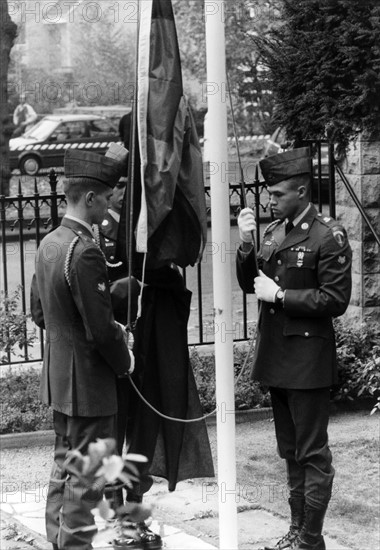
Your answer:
[127,348,135,374]
[254,270,280,303]
[237,207,256,243]
[116,321,135,374]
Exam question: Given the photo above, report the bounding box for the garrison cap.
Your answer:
[64,144,128,188]
[259,147,312,186]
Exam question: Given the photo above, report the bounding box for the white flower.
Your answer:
[96,455,125,482]
[124,453,148,463]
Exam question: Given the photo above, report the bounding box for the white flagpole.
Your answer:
[204,2,238,549]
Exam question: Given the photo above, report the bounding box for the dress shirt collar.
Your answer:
[108,209,120,223]
[64,214,94,236]
[287,203,312,228]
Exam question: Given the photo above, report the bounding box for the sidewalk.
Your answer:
[1,478,350,550]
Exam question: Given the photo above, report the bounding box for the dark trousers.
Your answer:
[112,377,153,504]
[269,387,334,510]
[46,411,116,549]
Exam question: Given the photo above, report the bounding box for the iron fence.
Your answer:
[1,142,336,365]
[1,168,270,365]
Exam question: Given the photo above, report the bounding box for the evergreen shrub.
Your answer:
[0,321,378,433]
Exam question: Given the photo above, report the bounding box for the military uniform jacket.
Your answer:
[236,205,352,389]
[30,217,131,417]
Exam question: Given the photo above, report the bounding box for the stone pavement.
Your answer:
[0,478,351,550]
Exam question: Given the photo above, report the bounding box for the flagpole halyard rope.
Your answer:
[127,325,257,423]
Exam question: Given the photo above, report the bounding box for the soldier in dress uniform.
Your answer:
[236,147,352,550]
[30,147,134,550]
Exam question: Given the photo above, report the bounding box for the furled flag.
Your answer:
[124,0,207,269]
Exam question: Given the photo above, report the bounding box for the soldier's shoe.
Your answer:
[263,525,301,549]
[263,496,305,549]
[289,535,326,550]
[137,522,162,550]
[113,537,143,549]
[289,505,327,550]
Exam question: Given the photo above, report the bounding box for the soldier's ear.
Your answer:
[297,185,307,199]
[85,190,96,206]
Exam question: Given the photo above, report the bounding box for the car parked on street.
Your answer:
[9,114,121,176]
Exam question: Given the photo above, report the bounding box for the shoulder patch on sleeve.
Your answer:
[97,281,106,292]
[332,226,348,247]
[316,215,348,247]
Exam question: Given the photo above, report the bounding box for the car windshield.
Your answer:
[23,119,60,141]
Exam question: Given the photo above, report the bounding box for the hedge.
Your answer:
[0,320,378,434]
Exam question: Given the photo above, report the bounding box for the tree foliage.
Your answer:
[250,0,380,149]
[73,11,136,106]
[0,0,17,195]
[173,0,280,135]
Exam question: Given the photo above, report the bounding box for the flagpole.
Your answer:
[204,2,238,549]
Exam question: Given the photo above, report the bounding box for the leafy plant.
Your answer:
[333,319,380,403]
[0,367,52,433]
[251,0,380,151]
[63,438,152,546]
[0,287,36,363]
[190,337,271,414]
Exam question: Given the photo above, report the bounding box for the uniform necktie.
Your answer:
[285,221,294,235]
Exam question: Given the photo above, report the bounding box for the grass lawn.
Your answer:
[1,410,378,549]
[206,410,379,550]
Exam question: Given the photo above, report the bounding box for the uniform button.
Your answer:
[110,255,114,260]
[277,259,282,265]
[269,308,275,315]
[274,276,279,282]
[305,332,310,337]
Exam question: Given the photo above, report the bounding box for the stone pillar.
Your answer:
[336,133,380,325]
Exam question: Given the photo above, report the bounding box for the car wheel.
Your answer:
[20,155,41,176]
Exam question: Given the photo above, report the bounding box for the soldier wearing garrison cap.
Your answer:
[236,147,352,550]
[30,146,135,550]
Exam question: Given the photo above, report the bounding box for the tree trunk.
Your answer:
[0,2,17,196]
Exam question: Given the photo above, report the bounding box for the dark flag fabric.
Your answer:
[128,267,215,491]
[135,0,207,268]
[114,0,214,492]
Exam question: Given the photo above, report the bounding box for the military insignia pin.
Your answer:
[297,251,305,267]
[97,282,106,292]
[338,256,346,264]
[102,219,109,226]
[301,223,309,230]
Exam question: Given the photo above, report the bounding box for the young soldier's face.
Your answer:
[109,179,127,214]
[91,188,113,224]
[268,177,307,221]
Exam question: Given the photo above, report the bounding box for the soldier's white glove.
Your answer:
[116,321,135,374]
[237,207,256,243]
[254,270,280,303]
[127,349,135,374]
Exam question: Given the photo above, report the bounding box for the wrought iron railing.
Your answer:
[1,140,345,365]
[1,168,269,365]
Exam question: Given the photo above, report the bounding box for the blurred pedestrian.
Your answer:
[12,93,37,137]
[30,146,134,550]
[236,147,352,550]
